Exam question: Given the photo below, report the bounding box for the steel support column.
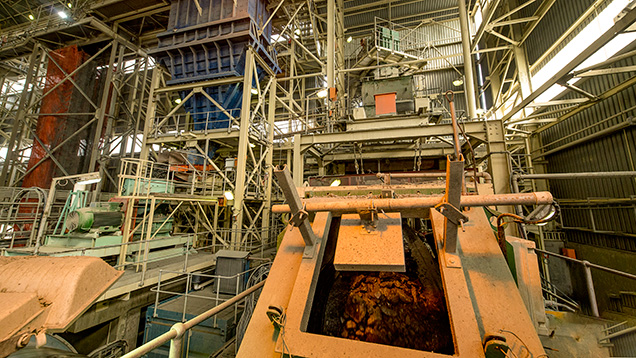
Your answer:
[262,78,278,245]
[231,48,255,248]
[293,134,303,187]
[486,120,511,197]
[458,0,477,119]
[327,0,335,89]
[139,68,162,163]
[0,44,41,186]
[89,39,120,173]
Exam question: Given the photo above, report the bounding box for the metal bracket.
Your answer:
[442,156,465,259]
[435,202,468,225]
[357,198,378,232]
[274,165,316,255]
[443,251,461,269]
[289,206,309,227]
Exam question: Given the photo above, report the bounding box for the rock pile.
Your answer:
[340,271,453,352]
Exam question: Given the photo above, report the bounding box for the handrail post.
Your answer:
[582,260,600,317]
[168,323,185,358]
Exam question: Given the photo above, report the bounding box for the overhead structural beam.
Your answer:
[471,0,503,50]
[299,121,489,146]
[322,147,457,161]
[500,4,636,123]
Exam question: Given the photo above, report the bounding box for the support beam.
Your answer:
[231,48,255,248]
[0,44,40,186]
[300,121,488,145]
[293,134,303,187]
[500,5,636,123]
[327,0,335,89]
[262,77,277,244]
[458,0,478,119]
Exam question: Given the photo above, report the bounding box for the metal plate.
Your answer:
[334,213,405,272]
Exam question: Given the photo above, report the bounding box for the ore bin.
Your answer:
[306,218,455,354]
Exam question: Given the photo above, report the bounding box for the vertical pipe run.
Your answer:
[327,0,335,89]
[445,91,461,160]
[583,261,600,317]
[458,0,477,119]
[262,78,277,244]
[168,329,183,358]
[293,134,303,187]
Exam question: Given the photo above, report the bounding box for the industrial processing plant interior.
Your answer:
[1,0,636,357]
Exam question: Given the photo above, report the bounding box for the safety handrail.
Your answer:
[534,248,636,317]
[120,280,266,358]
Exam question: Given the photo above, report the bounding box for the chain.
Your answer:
[413,138,422,171]
[354,142,363,174]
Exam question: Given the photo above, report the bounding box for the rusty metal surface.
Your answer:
[431,208,546,357]
[274,166,315,247]
[272,191,554,213]
[239,197,545,357]
[0,256,123,357]
[23,45,95,189]
[236,212,332,358]
[269,210,484,357]
[334,213,405,272]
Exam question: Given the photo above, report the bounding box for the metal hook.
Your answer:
[445,90,454,103]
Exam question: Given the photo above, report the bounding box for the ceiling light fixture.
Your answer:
[224,191,234,201]
[452,77,464,87]
[58,11,68,19]
[250,87,258,95]
[174,98,182,104]
[28,14,34,20]
[347,36,352,43]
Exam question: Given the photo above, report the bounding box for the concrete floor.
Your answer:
[540,311,612,357]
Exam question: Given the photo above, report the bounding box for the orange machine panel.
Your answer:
[374,92,397,115]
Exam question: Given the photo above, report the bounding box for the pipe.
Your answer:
[474,171,493,184]
[515,171,636,179]
[583,261,600,317]
[377,171,492,184]
[458,0,477,119]
[445,91,462,160]
[510,173,528,240]
[327,0,335,89]
[121,280,266,358]
[272,192,553,213]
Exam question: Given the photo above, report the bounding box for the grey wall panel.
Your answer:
[529,3,636,256]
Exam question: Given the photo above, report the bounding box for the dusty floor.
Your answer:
[539,311,612,357]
